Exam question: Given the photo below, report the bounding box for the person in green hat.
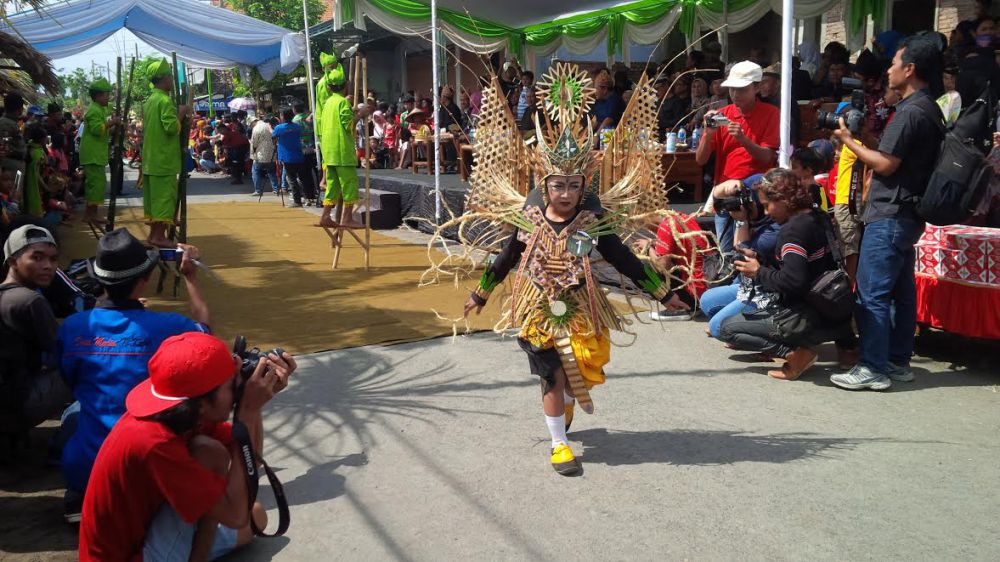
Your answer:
[79,78,120,226]
[140,58,188,248]
[313,52,339,141]
[316,62,361,229]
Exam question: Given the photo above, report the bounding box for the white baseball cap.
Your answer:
[721,61,763,88]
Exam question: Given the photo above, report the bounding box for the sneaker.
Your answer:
[63,492,83,524]
[550,443,580,475]
[249,191,262,196]
[885,363,915,383]
[649,309,693,321]
[830,364,892,391]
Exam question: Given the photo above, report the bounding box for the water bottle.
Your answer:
[677,126,687,148]
[665,132,677,153]
[692,125,702,149]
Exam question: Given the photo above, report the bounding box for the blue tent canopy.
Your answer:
[0,0,306,79]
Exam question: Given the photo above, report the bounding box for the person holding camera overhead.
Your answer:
[695,61,780,254]
[57,228,211,522]
[79,332,297,561]
[718,169,855,381]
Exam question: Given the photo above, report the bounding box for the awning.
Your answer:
[0,0,306,79]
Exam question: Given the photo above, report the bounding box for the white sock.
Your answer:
[564,391,575,404]
[545,415,569,448]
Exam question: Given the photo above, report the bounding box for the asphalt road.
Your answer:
[235,318,1000,562]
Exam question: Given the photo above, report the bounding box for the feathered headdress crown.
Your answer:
[532,63,600,183]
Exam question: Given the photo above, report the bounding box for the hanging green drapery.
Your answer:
[848,0,886,34]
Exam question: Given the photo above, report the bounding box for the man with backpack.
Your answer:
[829,36,945,391]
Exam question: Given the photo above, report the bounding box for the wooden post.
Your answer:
[362,55,371,271]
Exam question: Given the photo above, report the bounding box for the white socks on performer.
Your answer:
[546,415,569,448]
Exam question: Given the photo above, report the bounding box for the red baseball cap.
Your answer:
[126,332,237,418]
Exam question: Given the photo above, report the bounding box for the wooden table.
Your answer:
[661,151,704,202]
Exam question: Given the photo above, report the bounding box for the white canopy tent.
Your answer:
[330,0,802,221]
[0,0,307,79]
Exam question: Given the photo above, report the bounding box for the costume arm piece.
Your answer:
[597,232,674,303]
[160,96,181,137]
[471,230,526,305]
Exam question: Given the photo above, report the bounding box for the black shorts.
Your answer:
[517,337,562,392]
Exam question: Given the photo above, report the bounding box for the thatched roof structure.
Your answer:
[0,28,59,99]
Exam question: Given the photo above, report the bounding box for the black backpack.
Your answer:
[912,90,994,226]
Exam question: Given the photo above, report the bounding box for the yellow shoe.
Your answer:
[550,443,580,475]
[564,402,575,432]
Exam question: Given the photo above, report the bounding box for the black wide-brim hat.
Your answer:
[87,228,160,287]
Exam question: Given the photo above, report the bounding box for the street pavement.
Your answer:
[237,318,999,562]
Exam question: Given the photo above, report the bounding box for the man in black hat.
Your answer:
[56,228,211,521]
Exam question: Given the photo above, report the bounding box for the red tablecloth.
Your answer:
[915,225,1000,339]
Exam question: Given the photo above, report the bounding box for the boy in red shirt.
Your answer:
[78,332,296,561]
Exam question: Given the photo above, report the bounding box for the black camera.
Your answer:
[232,335,286,386]
[817,88,865,134]
[716,185,755,212]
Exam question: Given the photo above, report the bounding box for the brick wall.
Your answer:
[821,0,847,46]
[937,0,977,32]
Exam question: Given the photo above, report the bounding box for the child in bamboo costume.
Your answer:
[451,64,690,475]
[140,59,188,248]
[79,78,118,226]
[316,60,362,229]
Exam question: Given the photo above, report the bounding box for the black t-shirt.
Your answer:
[862,89,944,224]
[756,211,836,304]
[0,283,58,376]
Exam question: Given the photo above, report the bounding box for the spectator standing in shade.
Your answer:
[249,117,279,196]
[273,108,317,207]
[592,74,625,130]
[759,63,800,147]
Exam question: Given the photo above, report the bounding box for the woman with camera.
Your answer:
[718,168,855,380]
[699,173,781,338]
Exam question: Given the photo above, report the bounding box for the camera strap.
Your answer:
[848,159,865,216]
[231,419,290,537]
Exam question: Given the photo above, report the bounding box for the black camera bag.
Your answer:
[805,211,855,321]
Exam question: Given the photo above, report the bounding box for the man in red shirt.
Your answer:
[78,332,296,561]
[211,121,249,185]
[695,61,779,253]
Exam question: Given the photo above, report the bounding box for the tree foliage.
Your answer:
[229,0,324,31]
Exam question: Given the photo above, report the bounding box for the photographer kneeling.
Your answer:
[59,228,211,521]
[79,332,296,561]
[718,169,855,380]
[699,173,781,338]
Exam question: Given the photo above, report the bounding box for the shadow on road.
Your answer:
[573,428,883,466]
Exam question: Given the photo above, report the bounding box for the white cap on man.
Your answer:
[720,61,764,88]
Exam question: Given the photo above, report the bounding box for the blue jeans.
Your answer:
[715,212,735,254]
[251,162,279,194]
[143,503,237,561]
[700,280,758,338]
[856,217,924,373]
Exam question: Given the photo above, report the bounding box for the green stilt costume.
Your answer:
[313,52,337,141]
[80,78,114,205]
[140,60,181,224]
[317,61,358,205]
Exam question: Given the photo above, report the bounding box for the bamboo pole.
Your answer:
[362,55,371,271]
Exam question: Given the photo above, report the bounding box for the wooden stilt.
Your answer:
[362,56,372,271]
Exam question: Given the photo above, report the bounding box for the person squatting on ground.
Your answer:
[58,228,211,521]
[719,169,857,381]
[696,61,780,254]
[456,64,689,475]
[830,35,945,391]
[79,78,121,226]
[0,224,69,438]
[316,58,363,229]
[78,332,296,561]
[699,174,782,338]
[141,59,189,248]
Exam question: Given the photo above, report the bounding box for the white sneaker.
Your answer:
[649,309,693,322]
[830,365,892,391]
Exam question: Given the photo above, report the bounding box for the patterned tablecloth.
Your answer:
[915,225,1000,339]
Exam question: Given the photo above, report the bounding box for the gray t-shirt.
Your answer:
[0,283,58,375]
[862,89,944,224]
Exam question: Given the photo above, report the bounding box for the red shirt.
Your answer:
[711,102,780,182]
[220,126,249,149]
[653,213,711,296]
[79,413,231,562]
